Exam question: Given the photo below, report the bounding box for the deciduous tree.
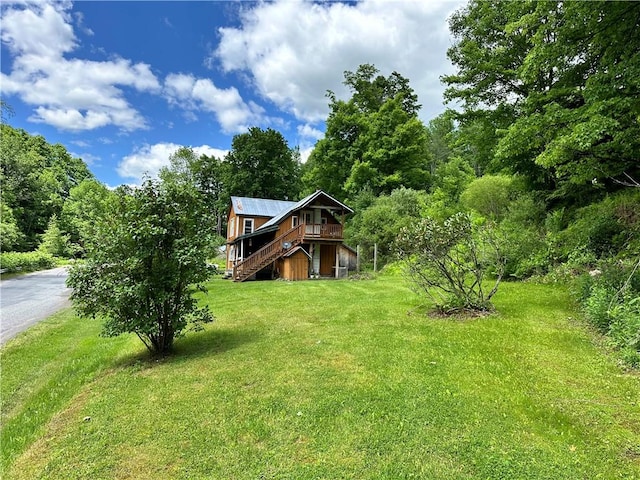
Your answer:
[67,176,215,355]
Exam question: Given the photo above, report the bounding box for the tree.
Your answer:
[67,176,216,355]
[303,64,429,200]
[38,214,70,257]
[160,147,226,237]
[59,179,113,256]
[396,213,504,313]
[443,1,640,201]
[460,174,516,221]
[346,188,428,267]
[0,201,23,251]
[222,127,301,201]
[0,124,93,250]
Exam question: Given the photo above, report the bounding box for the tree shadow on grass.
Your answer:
[113,327,260,369]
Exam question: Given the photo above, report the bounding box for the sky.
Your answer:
[1,0,463,188]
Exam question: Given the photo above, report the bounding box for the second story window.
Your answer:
[292,215,298,228]
[243,218,254,235]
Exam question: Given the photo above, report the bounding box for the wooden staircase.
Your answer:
[233,224,305,282]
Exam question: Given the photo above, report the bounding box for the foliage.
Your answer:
[559,190,640,261]
[0,200,23,251]
[424,157,475,220]
[345,188,428,268]
[222,127,301,202]
[67,177,216,355]
[577,259,640,367]
[59,179,113,257]
[0,251,55,273]
[461,174,516,221]
[37,214,71,258]
[0,124,93,250]
[303,64,430,200]
[161,147,228,237]
[443,1,640,201]
[496,193,549,278]
[396,212,504,312]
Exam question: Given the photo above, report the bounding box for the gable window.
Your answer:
[243,218,254,235]
[292,215,298,228]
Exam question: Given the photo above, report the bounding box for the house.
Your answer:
[225,190,355,281]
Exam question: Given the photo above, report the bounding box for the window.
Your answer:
[243,218,254,235]
[292,216,298,228]
[321,217,328,225]
[303,212,313,224]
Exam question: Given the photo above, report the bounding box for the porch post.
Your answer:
[335,246,340,278]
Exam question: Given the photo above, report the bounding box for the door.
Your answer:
[319,244,336,276]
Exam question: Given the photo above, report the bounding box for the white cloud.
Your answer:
[1,1,161,132]
[118,142,228,183]
[163,73,263,134]
[69,151,100,165]
[297,123,323,141]
[215,0,462,124]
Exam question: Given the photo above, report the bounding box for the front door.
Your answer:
[320,244,336,276]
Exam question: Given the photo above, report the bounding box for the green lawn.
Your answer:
[2,274,639,479]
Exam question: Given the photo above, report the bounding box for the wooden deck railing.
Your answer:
[303,223,343,239]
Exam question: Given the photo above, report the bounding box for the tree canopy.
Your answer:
[303,64,430,201]
[443,1,640,198]
[0,124,94,250]
[222,127,302,202]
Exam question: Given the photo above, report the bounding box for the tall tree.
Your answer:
[160,147,226,236]
[443,1,640,200]
[222,127,301,202]
[0,124,93,250]
[303,64,430,201]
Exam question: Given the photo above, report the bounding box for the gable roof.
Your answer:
[229,190,353,242]
[259,190,353,231]
[283,246,311,259]
[230,196,297,217]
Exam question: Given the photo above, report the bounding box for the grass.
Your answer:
[1,274,639,479]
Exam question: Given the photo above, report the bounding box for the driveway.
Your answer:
[0,267,71,345]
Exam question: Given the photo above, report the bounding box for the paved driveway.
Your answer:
[0,267,71,345]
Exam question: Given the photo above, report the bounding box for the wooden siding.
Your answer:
[282,249,309,280]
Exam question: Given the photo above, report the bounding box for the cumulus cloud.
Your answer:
[0,1,161,132]
[215,0,462,124]
[163,73,266,134]
[118,142,228,183]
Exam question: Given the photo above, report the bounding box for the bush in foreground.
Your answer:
[577,259,640,367]
[67,178,215,355]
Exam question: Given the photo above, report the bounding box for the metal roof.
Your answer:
[230,196,297,218]
[259,190,353,231]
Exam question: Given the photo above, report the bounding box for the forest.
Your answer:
[1,1,638,364]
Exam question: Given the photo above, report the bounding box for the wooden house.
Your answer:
[225,190,355,282]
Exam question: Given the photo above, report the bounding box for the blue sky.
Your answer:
[1,0,462,188]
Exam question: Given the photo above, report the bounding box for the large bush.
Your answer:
[0,251,55,273]
[396,212,504,313]
[67,178,216,355]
